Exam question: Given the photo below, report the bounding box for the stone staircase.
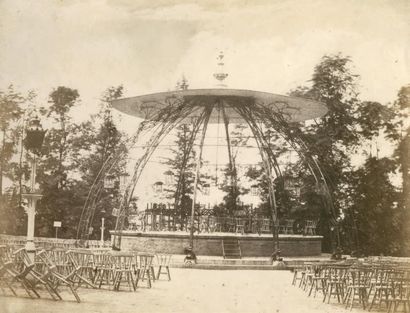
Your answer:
[222,238,241,259]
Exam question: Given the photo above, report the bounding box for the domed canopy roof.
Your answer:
[112,88,327,124]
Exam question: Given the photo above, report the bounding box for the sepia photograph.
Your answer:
[0,0,409,312]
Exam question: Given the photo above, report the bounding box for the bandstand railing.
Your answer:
[126,211,319,236]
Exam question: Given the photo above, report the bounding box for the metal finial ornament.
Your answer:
[176,75,189,90]
[180,75,189,90]
[213,51,228,87]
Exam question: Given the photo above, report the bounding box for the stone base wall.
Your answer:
[114,232,322,257]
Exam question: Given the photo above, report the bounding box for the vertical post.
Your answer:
[26,158,36,250]
[100,217,105,246]
[189,108,212,251]
[55,227,58,239]
[221,105,237,214]
[24,157,42,257]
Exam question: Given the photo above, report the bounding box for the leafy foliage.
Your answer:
[346,157,402,255]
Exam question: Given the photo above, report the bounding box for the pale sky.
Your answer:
[1,0,409,204]
[1,0,409,111]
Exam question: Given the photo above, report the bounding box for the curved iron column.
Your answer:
[189,105,213,251]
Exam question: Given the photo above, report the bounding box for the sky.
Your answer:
[1,0,409,205]
[1,0,409,111]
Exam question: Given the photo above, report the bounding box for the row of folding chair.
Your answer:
[45,249,172,292]
[292,261,410,312]
[0,245,79,302]
[1,245,173,302]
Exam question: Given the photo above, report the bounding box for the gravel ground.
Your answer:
[0,269,369,313]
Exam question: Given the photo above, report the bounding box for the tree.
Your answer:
[162,123,198,228]
[348,157,402,255]
[0,85,30,195]
[35,86,80,237]
[288,54,361,252]
[0,85,36,235]
[386,85,410,254]
[217,123,251,215]
[72,86,128,240]
[290,54,405,255]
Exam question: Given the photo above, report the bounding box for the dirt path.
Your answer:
[0,269,368,313]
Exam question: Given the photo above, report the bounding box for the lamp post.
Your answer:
[22,115,45,257]
[100,208,106,247]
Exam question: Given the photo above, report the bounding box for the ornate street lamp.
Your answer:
[153,181,164,193]
[250,184,259,196]
[164,170,174,185]
[284,176,301,197]
[119,173,129,192]
[226,173,233,187]
[203,183,210,196]
[103,175,116,189]
[24,116,46,155]
[22,115,46,256]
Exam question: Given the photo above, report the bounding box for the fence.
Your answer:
[0,234,111,249]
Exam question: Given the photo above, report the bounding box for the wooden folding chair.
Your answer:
[7,248,41,299]
[66,250,96,289]
[344,268,370,310]
[368,268,394,311]
[36,249,81,302]
[0,245,17,296]
[136,254,154,288]
[49,249,71,276]
[387,270,410,313]
[156,254,172,281]
[111,253,137,291]
[235,218,245,235]
[94,253,115,288]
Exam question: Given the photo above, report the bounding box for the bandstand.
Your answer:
[77,54,335,258]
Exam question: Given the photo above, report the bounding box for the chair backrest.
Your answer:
[49,249,70,266]
[36,249,58,272]
[139,254,154,269]
[13,248,35,276]
[110,254,135,270]
[66,250,94,270]
[156,254,172,266]
[235,218,245,226]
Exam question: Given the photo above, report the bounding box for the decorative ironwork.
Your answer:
[24,115,46,154]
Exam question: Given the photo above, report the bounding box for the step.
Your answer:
[171,263,287,270]
[197,259,271,266]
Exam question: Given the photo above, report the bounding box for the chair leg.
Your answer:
[308,280,315,297]
[135,269,141,287]
[166,266,171,281]
[292,271,297,285]
[156,266,162,280]
[369,289,378,311]
[69,284,81,303]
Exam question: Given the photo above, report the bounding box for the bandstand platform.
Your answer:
[110,230,322,257]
